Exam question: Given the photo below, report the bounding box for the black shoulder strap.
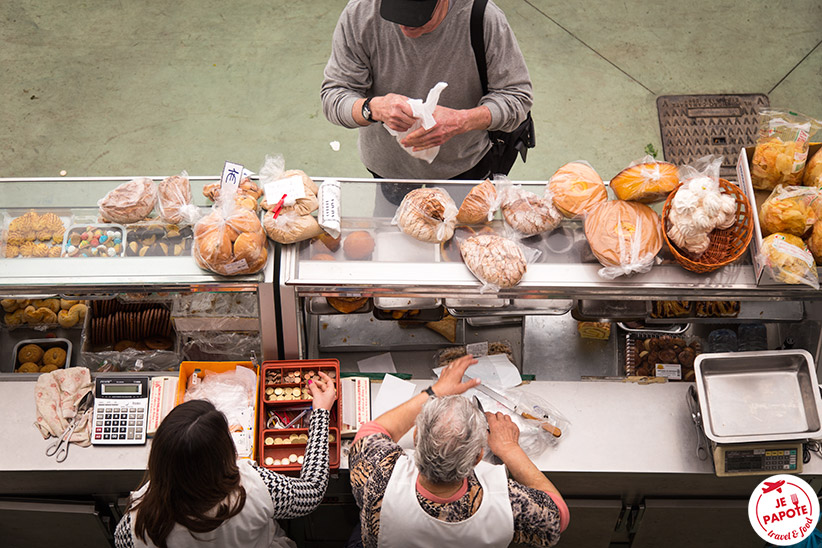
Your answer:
[470,0,489,96]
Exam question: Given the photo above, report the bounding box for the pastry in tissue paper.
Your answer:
[547,161,607,218]
[758,185,819,237]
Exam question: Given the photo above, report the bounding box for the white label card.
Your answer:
[264,175,305,207]
[466,341,489,358]
[222,258,248,275]
[655,363,681,380]
[220,161,245,191]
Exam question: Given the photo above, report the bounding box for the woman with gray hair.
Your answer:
[348,355,568,548]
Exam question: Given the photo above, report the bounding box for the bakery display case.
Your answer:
[0,176,279,376]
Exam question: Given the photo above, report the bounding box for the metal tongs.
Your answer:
[46,391,94,463]
[686,385,709,461]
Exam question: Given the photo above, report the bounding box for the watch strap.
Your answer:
[362,97,376,123]
[424,385,437,398]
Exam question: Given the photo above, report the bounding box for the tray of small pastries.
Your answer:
[2,209,70,258]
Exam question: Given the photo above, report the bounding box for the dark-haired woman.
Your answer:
[114,371,337,548]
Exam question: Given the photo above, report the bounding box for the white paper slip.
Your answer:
[341,377,372,435]
[371,374,416,419]
[434,354,521,390]
[358,352,397,373]
[263,174,306,207]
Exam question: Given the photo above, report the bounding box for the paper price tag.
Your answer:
[466,341,489,358]
[222,258,249,275]
[655,363,681,380]
[220,161,245,191]
[264,175,305,207]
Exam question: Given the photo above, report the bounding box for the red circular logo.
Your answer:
[749,474,819,545]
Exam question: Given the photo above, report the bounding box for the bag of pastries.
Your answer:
[203,179,263,211]
[158,171,200,225]
[98,177,158,224]
[261,169,324,244]
[497,177,561,237]
[803,147,822,189]
[584,200,663,279]
[193,190,268,276]
[751,109,819,190]
[609,156,679,203]
[456,179,498,224]
[758,232,818,288]
[392,187,457,243]
[547,161,607,218]
[459,233,536,292]
[759,185,820,237]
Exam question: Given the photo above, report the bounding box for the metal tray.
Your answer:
[694,350,822,444]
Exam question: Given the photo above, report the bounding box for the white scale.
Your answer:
[91,376,149,445]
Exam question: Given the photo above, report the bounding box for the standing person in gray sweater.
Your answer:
[321,0,533,205]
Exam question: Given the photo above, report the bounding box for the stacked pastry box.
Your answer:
[258,360,341,473]
[176,361,258,459]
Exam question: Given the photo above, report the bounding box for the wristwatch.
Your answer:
[424,385,437,398]
[362,97,376,123]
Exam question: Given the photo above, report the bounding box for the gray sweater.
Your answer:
[321,0,533,179]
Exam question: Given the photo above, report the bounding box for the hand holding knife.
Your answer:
[468,378,562,438]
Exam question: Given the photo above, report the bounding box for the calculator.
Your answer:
[91,376,149,445]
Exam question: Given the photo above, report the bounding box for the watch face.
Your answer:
[363,104,372,121]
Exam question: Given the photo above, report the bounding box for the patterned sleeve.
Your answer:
[348,432,404,548]
[113,512,135,548]
[249,408,331,519]
[508,479,562,547]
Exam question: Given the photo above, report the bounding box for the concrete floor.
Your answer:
[1,0,820,184]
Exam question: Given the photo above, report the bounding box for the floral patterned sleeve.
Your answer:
[508,479,562,547]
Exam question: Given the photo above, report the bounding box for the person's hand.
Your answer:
[308,371,337,411]
[486,411,521,459]
[371,93,416,132]
[432,354,480,396]
[401,106,466,151]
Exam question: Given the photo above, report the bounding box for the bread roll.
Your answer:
[501,189,561,236]
[548,162,607,218]
[98,177,158,223]
[225,208,263,241]
[459,234,527,289]
[584,200,662,273]
[393,188,457,243]
[457,180,497,224]
[343,231,375,260]
[195,230,233,266]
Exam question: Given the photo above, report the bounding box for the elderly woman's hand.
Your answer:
[431,354,479,396]
[308,371,337,411]
[486,411,521,458]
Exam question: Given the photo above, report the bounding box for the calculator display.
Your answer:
[102,383,141,395]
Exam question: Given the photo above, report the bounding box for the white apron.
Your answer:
[378,454,514,548]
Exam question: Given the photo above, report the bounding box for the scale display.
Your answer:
[714,443,802,477]
[92,377,149,446]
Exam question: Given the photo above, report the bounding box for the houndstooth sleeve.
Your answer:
[249,408,330,519]
[113,511,135,548]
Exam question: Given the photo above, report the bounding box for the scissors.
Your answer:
[46,391,94,462]
[686,385,709,461]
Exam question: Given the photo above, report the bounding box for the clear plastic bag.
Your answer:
[456,179,498,224]
[547,160,607,219]
[158,170,200,225]
[98,177,158,224]
[172,292,259,318]
[263,207,323,244]
[751,109,820,190]
[192,187,268,276]
[497,176,561,237]
[392,187,457,243]
[260,167,323,245]
[458,232,540,293]
[759,185,820,237]
[609,155,679,203]
[583,200,663,279]
[804,147,822,189]
[758,232,819,288]
[181,331,262,361]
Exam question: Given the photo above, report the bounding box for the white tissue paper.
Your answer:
[385,81,448,164]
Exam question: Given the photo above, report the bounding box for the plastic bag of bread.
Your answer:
[497,177,561,237]
[458,233,538,293]
[584,200,663,279]
[203,176,263,211]
[609,156,679,203]
[751,109,819,190]
[260,167,323,244]
[456,179,498,224]
[547,161,607,218]
[192,190,268,276]
[804,147,822,189]
[158,171,200,225]
[98,177,157,224]
[758,185,819,237]
[392,187,457,243]
[758,232,818,288]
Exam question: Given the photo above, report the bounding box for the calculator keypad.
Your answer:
[93,400,147,445]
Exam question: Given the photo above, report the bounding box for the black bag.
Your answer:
[470,0,535,176]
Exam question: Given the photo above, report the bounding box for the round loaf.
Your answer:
[548,162,607,218]
[394,188,457,243]
[501,190,562,236]
[98,177,157,223]
[459,234,527,288]
[584,200,663,268]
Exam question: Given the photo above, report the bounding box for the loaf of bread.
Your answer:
[459,234,527,289]
[584,200,663,277]
[548,161,607,218]
[501,188,562,236]
[393,188,457,243]
[457,180,497,224]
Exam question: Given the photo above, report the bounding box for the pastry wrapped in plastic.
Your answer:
[758,232,818,288]
[584,200,663,279]
[203,178,263,211]
[497,178,561,236]
[804,147,822,189]
[547,161,607,218]
[193,194,268,276]
[609,157,679,203]
[98,177,158,223]
[392,187,457,243]
[758,185,819,237]
[456,179,497,224]
[158,171,200,225]
[459,234,527,292]
[751,109,819,190]
[807,221,822,264]
[260,169,323,244]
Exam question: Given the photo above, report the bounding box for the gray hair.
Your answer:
[414,395,487,484]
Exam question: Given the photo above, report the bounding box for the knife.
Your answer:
[471,382,562,438]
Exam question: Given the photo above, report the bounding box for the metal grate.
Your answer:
[657,94,769,178]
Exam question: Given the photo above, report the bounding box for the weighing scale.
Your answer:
[712,442,802,477]
[91,376,149,445]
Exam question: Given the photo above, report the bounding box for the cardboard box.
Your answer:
[736,143,822,285]
[176,360,258,459]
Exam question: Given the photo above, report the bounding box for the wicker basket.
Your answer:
[661,178,753,274]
